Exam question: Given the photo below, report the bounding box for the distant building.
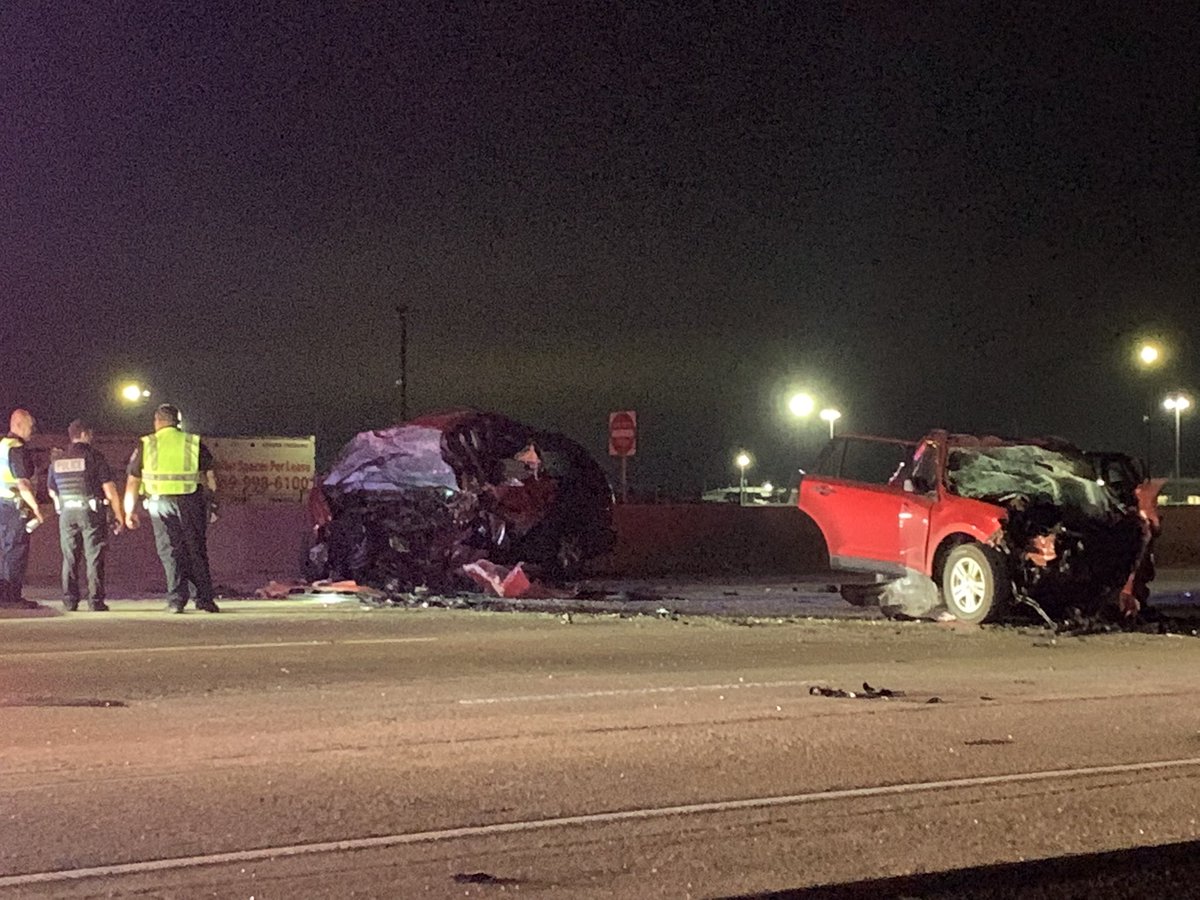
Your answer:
[1157,478,1200,506]
[700,483,794,505]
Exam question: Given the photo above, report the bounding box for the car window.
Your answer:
[910,442,940,492]
[836,439,915,485]
[810,440,845,477]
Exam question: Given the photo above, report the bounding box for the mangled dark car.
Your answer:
[309,411,614,593]
[799,431,1162,623]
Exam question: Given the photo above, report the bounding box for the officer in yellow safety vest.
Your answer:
[124,404,220,613]
[0,409,46,609]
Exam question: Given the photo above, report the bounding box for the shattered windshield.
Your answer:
[945,445,1119,517]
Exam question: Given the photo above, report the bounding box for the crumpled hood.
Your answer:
[945,444,1122,521]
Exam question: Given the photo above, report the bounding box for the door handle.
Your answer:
[816,486,835,496]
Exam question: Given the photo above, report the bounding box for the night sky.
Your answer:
[4,2,1198,492]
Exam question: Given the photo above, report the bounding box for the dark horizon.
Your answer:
[4,2,1198,491]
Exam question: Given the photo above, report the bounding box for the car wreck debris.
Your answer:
[309,411,615,596]
[802,431,1163,624]
[809,682,905,699]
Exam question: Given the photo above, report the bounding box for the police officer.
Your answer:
[124,404,220,613]
[48,419,126,611]
[0,409,46,609]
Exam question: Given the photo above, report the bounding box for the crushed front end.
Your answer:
[947,441,1153,618]
[309,411,616,594]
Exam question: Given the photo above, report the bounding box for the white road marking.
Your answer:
[458,679,814,705]
[4,756,1200,888]
[6,637,437,658]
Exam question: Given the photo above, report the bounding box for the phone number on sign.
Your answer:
[221,475,313,494]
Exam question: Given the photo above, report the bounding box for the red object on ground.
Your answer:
[463,560,532,598]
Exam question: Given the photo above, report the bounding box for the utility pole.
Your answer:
[395,304,409,420]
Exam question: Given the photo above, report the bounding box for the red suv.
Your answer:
[799,431,1159,623]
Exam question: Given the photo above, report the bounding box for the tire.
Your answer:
[554,532,585,580]
[941,543,1010,624]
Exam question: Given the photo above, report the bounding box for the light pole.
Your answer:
[394,305,409,420]
[788,392,815,460]
[1135,340,1164,473]
[735,451,751,506]
[1163,393,1191,480]
[819,408,842,439]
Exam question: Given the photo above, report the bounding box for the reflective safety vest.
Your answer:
[139,427,201,496]
[0,436,23,500]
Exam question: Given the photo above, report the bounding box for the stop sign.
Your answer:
[608,410,637,457]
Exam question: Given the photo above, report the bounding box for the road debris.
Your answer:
[809,682,906,700]
[254,579,309,599]
[452,872,520,886]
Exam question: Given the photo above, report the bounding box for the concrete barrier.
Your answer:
[1154,505,1200,568]
[596,503,1200,578]
[592,504,829,576]
[22,501,1197,595]
[25,504,312,596]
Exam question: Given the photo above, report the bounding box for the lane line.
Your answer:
[4,756,1200,887]
[458,679,814,705]
[4,637,437,658]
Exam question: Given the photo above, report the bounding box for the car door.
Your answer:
[799,436,915,574]
[897,439,940,576]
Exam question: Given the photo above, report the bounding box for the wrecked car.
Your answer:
[308,411,615,593]
[799,431,1162,623]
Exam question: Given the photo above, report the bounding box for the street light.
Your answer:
[1134,340,1165,473]
[735,451,751,506]
[819,407,842,439]
[788,393,815,418]
[1163,393,1191,479]
[118,382,151,404]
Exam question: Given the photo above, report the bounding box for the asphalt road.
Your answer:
[3,596,1200,899]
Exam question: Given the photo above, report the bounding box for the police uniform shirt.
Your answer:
[126,440,215,482]
[48,443,115,502]
[1,434,33,487]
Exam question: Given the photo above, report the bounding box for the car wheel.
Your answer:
[556,532,585,579]
[941,543,1009,624]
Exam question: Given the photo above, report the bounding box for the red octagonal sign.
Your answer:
[608,410,637,457]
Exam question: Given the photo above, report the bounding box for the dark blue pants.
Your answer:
[59,507,108,604]
[0,500,31,605]
[147,493,213,607]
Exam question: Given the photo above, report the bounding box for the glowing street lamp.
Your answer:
[118,382,151,404]
[819,407,842,439]
[735,451,752,506]
[1163,393,1191,479]
[788,393,815,418]
[1134,340,1166,473]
